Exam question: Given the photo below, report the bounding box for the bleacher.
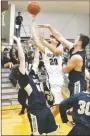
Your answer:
[1,68,19,106]
[1,41,28,106]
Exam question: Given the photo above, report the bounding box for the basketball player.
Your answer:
[31,17,65,118]
[59,80,90,135]
[38,60,54,107]
[30,48,54,107]
[12,36,58,135]
[39,24,90,96]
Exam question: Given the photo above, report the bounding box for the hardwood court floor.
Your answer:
[2,105,72,135]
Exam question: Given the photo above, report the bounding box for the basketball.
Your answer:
[27,1,41,15]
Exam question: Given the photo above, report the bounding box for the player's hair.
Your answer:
[79,34,90,49]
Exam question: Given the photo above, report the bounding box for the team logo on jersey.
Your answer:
[47,53,55,58]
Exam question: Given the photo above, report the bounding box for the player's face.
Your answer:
[74,36,80,46]
[74,35,83,49]
[50,37,58,46]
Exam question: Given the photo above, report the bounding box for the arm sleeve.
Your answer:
[59,94,78,123]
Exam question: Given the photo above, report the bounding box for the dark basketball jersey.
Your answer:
[60,91,90,128]
[68,47,87,95]
[69,47,86,82]
[18,71,46,111]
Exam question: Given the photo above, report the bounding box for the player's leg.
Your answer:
[18,88,27,115]
[51,104,59,118]
[61,87,70,99]
[51,85,64,118]
[61,74,70,99]
[18,25,21,37]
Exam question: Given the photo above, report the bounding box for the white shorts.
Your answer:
[50,84,64,105]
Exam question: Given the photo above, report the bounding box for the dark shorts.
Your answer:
[68,80,87,96]
[68,124,90,136]
[27,107,58,134]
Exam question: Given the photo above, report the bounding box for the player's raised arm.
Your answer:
[31,17,45,52]
[13,36,26,75]
[59,94,78,123]
[32,48,40,74]
[63,55,82,73]
[39,24,73,50]
[13,36,33,96]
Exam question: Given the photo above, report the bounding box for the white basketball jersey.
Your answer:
[43,45,64,85]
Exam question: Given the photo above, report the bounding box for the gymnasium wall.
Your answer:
[2,5,11,42]
[2,4,15,44]
[20,12,89,39]
[2,7,90,57]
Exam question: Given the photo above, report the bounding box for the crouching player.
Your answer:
[13,36,58,135]
[59,80,90,135]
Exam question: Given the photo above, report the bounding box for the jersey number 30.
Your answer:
[78,100,90,116]
[49,58,58,65]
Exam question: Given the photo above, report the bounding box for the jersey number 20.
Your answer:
[78,100,90,116]
[49,58,58,65]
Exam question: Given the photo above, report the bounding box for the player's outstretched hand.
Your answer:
[38,24,51,29]
[67,121,75,127]
[31,14,36,22]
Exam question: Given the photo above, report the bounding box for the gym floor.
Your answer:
[2,105,72,135]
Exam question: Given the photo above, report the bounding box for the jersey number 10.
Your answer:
[78,100,90,116]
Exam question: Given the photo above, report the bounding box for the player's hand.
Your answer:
[38,24,51,28]
[31,14,36,22]
[67,121,75,127]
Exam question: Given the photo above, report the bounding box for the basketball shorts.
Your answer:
[50,84,64,104]
[27,107,58,135]
[68,80,87,96]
